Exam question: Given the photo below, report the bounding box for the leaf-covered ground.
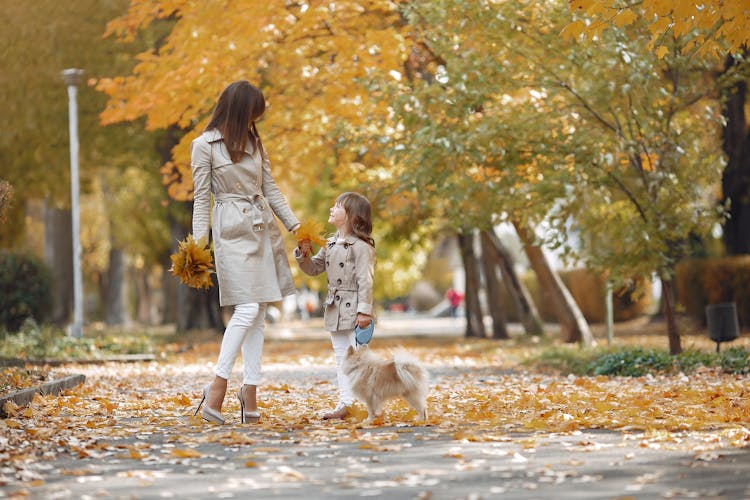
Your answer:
[1,322,749,496]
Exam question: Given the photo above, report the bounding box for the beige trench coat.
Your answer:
[191,129,299,306]
[295,234,375,332]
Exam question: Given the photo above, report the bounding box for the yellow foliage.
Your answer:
[640,152,659,172]
[568,0,750,56]
[295,220,328,248]
[97,0,409,204]
[169,234,214,289]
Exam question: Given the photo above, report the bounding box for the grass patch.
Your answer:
[527,345,750,376]
[0,319,155,361]
[524,346,603,375]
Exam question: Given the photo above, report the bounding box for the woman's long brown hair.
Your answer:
[337,192,375,247]
[206,81,265,163]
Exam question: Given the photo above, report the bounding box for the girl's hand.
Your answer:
[298,239,312,257]
[356,313,372,329]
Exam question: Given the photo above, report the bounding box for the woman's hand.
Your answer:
[298,239,312,257]
[356,313,372,329]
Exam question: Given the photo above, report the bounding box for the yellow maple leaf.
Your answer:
[295,219,328,248]
[127,446,146,460]
[5,419,22,429]
[170,448,202,458]
[169,234,214,289]
[560,19,587,42]
[3,400,19,418]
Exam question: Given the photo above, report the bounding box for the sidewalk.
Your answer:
[5,317,749,499]
[27,420,750,499]
[265,314,559,340]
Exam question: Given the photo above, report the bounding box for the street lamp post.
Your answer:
[62,68,84,339]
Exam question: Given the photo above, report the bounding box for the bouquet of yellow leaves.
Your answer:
[295,219,328,247]
[169,234,215,289]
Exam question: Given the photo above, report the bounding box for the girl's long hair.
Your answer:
[337,192,375,247]
[206,80,265,163]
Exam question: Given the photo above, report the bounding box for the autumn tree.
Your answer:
[567,0,750,56]
[566,1,750,256]
[0,0,168,327]
[370,0,724,353]
[97,0,442,307]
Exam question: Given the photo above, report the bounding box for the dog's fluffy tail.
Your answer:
[392,350,427,388]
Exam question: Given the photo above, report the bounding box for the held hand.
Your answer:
[356,313,372,329]
[298,239,312,257]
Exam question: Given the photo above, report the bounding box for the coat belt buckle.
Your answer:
[253,223,264,232]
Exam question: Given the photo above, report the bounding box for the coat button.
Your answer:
[336,295,340,301]
[339,262,344,267]
[336,279,342,285]
[345,303,351,307]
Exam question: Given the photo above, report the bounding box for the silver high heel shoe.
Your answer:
[194,384,225,424]
[237,386,260,423]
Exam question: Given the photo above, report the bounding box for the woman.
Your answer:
[192,81,299,424]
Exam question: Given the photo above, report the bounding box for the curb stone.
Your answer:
[0,374,85,417]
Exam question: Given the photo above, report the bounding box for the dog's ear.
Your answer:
[347,345,355,355]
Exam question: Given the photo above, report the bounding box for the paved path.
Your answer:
[28,425,750,499]
[5,317,749,499]
[16,360,750,500]
[265,314,561,340]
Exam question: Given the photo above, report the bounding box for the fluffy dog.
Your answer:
[342,345,429,423]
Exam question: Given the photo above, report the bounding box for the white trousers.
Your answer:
[215,303,267,385]
[330,330,356,406]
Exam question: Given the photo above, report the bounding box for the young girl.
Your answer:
[295,192,375,420]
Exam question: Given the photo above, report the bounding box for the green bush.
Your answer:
[720,347,750,375]
[531,345,750,377]
[0,252,52,332]
[0,319,154,360]
[675,349,718,373]
[589,348,673,376]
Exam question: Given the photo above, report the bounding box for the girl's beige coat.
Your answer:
[191,129,299,306]
[295,235,374,332]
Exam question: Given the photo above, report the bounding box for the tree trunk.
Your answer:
[479,231,509,339]
[458,232,485,338]
[169,201,223,333]
[161,247,178,325]
[157,127,223,332]
[104,247,126,325]
[720,52,750,255]
[129,264,149,324]
[43,203,73,327]
[482,229,545,336]
[660,276,682,355]
[513,221,594,345]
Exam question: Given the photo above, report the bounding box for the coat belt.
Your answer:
[326,287,357,305]
[214,193,266,231]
